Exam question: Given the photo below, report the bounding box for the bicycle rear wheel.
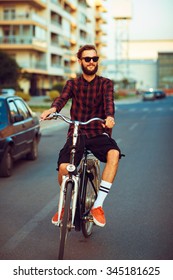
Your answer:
[58,181,73,260]
[81,163,99,238]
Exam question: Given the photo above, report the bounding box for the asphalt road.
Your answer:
[0,96,173,260]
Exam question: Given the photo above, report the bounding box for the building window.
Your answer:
[158,53,173,88]
[3,8,15,20]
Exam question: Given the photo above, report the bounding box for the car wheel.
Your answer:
[0,146,13,177]
[27,137,38,160]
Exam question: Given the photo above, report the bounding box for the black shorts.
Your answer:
[57,134,121,170]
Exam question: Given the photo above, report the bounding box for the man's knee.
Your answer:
[58,163,69,185]
[59,163,69,174]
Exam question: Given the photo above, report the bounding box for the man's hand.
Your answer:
[40,107,56,120]
[102,116,115,129]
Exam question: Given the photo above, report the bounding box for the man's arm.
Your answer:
[40,106,56,120]
[40,80,72,120]
[103,79,115,128]
[103,79,115,117]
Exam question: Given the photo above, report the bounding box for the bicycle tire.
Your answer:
[58,181,73,260]
[81,163,99,238]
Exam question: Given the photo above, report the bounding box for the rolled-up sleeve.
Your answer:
[103,79,115,117]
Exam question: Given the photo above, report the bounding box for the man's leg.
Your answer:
[52,136,84,224]
[94,149,119,207]
[91,149,119,227]
[52,163,69,224]
[102,149,119,183]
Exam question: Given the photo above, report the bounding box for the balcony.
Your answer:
[0,0,47,9]
[0,35,47,51]
[64,0,77,12]
[51,0,61,6]
[20,61,47,71]
[0,12,47,27]
[78,0,90,8]
[59,37,71,48]
[51,63,63,69]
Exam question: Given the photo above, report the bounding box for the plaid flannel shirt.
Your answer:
[51,75,115,138]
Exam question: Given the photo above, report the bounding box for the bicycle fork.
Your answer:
[57,175,79,227]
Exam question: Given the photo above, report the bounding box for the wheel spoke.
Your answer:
[82,160,100,238]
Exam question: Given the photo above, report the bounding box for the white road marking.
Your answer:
[142,108,149,112]
[129,108,136,112]
[129,122,138,131]
[156,107,163,111]
[116,138,122,144]
[0,195,58,253]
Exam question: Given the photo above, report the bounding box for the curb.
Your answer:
[115,97,141,105]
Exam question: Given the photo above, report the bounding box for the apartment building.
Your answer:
[0,0,107,95]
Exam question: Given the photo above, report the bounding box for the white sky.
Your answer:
[104,0,173,58]
[129,0,173,40]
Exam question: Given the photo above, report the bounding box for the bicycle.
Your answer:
[44,112,105,259]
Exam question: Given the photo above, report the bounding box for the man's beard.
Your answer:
[81,63,98,75]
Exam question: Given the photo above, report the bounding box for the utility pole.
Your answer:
[112,0,132,82]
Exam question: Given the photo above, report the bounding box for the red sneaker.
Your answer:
[51,208,64,224]
[90,206,106,227]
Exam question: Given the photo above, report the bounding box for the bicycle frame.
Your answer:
[56,120,80,227]
[47,113,104,229]
[44,113,103,259]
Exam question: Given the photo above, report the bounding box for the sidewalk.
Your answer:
[28,96,52,107]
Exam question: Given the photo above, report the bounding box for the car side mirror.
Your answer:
[13,114,24,122]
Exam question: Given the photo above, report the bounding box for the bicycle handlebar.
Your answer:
[45,112,105,125]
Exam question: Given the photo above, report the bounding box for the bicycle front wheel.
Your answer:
[81,164,98,238]
[58,181,73,260]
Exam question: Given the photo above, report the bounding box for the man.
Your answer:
[41,44,121,227]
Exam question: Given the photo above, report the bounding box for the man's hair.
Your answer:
[77,44,97,59]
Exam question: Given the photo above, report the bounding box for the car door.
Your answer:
[14,99,34,152]
[7,99,26,157]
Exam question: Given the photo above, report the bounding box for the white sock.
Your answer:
[93,180,112,208]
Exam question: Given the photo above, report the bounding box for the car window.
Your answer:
[0,100,8,123]
[15,99,31,119]
[8,100,19,122]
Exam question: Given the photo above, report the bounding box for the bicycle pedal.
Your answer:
[83,215,93,222]
[88,215,93,222]
[53,222,61,227]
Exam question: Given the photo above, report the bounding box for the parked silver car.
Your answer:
[142,90,155,101]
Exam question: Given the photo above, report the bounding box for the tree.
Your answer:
[0,51,20,89]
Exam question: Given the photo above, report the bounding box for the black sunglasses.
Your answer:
[81,56,99,63]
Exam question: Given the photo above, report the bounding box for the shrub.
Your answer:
[52,82,65,92]
[48,90,60,101]
[15,91,31,101]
